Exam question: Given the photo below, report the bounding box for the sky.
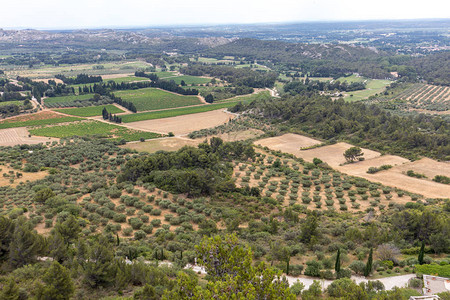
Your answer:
[1,0,449,30]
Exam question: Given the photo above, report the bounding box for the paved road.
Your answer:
[186,264,415,290]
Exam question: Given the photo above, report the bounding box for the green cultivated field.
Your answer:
[168,75,211,85]
[344,79,391,102]
[44,94,94,104]
[0,100,23,107]
[122,91,271,123]
[114,88,201,111]
[0,116,83,129]
[29,120,161,141]
[216,91,272,103]
[152,71,177,78]
[104,76,149,84]
[54,105,124,117]
[337,74,367,83]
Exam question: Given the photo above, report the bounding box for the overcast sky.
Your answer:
[1,0,449,29]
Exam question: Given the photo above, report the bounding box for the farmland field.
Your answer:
[124,137,201,153]
[54,104,124,117]
[29,120,162,141]
[0,100,23,107]
[394,83,450,111]
[121,100,240,123]
[125,109,234,135]
[114,88,201,111]
[256,134,450,199]
[0,111,83,129]
[44,93,94,104]
[104,76,149,84]
[168,75,211,85]
[344,78,391,102]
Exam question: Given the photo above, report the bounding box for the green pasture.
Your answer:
[54,105,124,117]
[114,88,201,111]
[29,120,161,141]
[44,94,94,104]
[0,116,83,129]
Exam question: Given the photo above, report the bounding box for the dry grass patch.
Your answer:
[257,133,322,152]
[126,109,235,135]
[124,137,201,153]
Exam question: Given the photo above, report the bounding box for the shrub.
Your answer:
[336,268,352,279]
[123,227,133,236]
[150,209,161,216]
[151,219,161,227]
[304,260,322,277]
[129,217,143,230]
[134,230,146,240]
[290,281,305,296]
[349,260,366,275]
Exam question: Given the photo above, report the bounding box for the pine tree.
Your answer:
[335,248,341,273]
[418,241,425,265]
[0,278,20,300]
[364,248,373,277]
[8,222,42,268]
[36,261,74,300]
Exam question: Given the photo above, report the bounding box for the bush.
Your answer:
[408,278,422,288]
[290,281,305,296]
[134,230,146,240]
[142,224,153,234]
[349,260,366,275]
[123,227,133,236]
[415,264,450,277]
[336,268,352,279]
[129,217,143,230]
[151,219,162,227]
[304,260,322,277]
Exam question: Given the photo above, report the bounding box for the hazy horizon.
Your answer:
[1,0,449,30]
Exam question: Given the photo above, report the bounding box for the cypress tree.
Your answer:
[286,256,290,275]
[418,241,425,265]
[364,248,373,277]
[335,248,341,273]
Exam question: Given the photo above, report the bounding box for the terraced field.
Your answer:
[114,88,201,111]
[395,84,450,111]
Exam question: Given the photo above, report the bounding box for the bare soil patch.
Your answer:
[124,137,201,153]
[34,78,64,84]
[0,165,48,187]
[126,110,235,135]
[257,135,449,198]
[257,133,322,152]
[336,155,450,198]
[198,129,264,143]
[0,127,58,146]
[101,73,134,79]
[0,111,67,123]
